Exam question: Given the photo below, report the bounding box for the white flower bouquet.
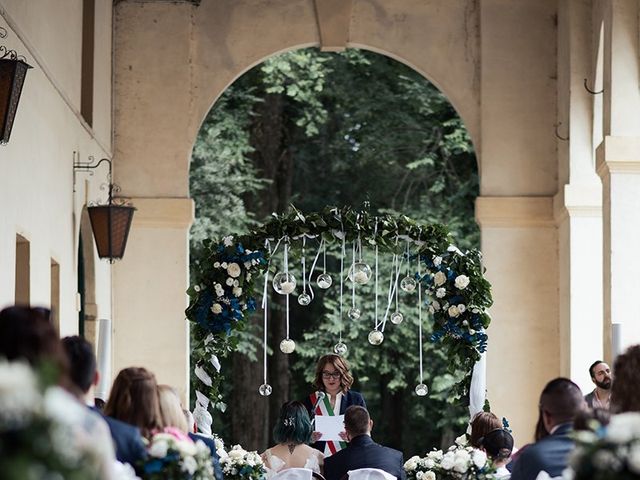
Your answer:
[569,413,640,480]
[142,429,216,479]
[218,444,266,480]
[405,436,495,480]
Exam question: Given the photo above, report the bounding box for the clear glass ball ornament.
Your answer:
[298,292,311,306]
[279,338,296,354]
[349,262,372,284]
[368,329,384,345]
[348,307,361,320]
[258,383,273,396]
[390,311,404,325]
[272,272,296,295]
[317,273,333,289]
[333,342,348,355]
[415,383,429,396]
[400,275,417,293]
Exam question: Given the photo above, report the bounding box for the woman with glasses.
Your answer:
[303,354,366,457]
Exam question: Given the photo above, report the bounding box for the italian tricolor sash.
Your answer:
[310,392,347,455]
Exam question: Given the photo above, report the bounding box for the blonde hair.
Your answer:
[158,384,189,433]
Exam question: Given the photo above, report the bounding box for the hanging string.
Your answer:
[261,240,272,385]
[351,241,356,308]
[418,245,424,383]
[374,219,379,330]
[395,236,400,312]
[339,232,345,342]
[380,244,405,332]
[284,238,291,339]
[306,238,324,300]
[301,237,307,294]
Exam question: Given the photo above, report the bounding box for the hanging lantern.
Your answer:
[0,33,33,144]
[88,204,135,261]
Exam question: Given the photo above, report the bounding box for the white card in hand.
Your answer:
[315,415,345,441]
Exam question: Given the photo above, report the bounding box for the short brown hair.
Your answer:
[312,354,354,393]
[104,367,163,439]
[611,345,640,413]
[344,405,370,437]
[469,411,501,447]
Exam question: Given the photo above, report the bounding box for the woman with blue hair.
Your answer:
[261,401,324,478]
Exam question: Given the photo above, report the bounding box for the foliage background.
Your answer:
[189,48,480,456]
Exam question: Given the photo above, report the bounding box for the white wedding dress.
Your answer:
[263,449,321,479]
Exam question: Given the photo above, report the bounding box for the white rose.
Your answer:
[434,271,447,286]
[453,458,468,473]
[233,287,243,297]
[181,455,198,475]
[472,449,487,468]
[454,275,470,290]
[436,288,446,298]
[458,304,466,313]
[211,303,223,314]
[433,256,442,267]
[423,458,435,469]
[246,273,252,281]
[227,263,241,278]
[425,471,436,480]
[244,261,252,269]
[404,457,420,471]
[223,236,234,247]
[448,305,460,317]
[214,262,220,268]
[440,453,455,470]
[416,472,424,480]
[149,439,169,458]
[215,286,225,298]
[427,450,443,461]
[628,444,640,473]
[432,301,441,311]
[194,285,201,292]
[455,434,467,446]
[226,277,234,286]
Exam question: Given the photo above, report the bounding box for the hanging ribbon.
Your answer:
[261,240,272,386]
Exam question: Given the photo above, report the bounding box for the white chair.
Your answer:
[270,468,315,480]
[347,468,397,480]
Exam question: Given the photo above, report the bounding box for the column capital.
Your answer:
[596,136,640,177]
[130,197,194,229]
[475,196,555,228]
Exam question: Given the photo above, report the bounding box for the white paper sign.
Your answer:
[315,415,345,441]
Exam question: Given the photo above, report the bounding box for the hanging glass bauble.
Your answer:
[272,272,296,295]
[400,275,417,293]
[317,273,333,289]
[390,311,404,325]
[368,329,384,345]
[349,262,372,284]
[347,307,361,320]
[415,383,429,396]
[333,342,348,355]
[279,338,296,354]
[258,383,273,396]
[298,292,311,306]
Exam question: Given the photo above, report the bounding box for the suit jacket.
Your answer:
[303,390,367,453]
[90,407,147,468]
[189,432,224,480]
[510,423,575,480]
[323,434,405,480]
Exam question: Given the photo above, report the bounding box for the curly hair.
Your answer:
[469,411,501,448]
[312,354,354,393]
[611,345,640,413]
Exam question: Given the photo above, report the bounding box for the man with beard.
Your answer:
[584,360,612,410]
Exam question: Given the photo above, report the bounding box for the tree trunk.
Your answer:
[380,374,404,450]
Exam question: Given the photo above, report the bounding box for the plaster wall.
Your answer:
[0,2,113,338]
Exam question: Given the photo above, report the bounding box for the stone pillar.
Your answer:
[112,197,193,403]
[476,196,559,443]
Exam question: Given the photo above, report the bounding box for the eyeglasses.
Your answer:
[322,371,341,380]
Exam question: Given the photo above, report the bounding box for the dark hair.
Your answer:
[273,401,313,444]
[62,336,97,393]
[344,405,370,437]
[481,429,514,460]
[470,411,501,448]
[611,345,640,413]
[94,398,106,411]
[534,409,548,441]
[312,354,354,393]
[0,306,69,381]
[104,367,163,439]
[573,407,610,431]
[589,360,605,379]
[540,377,585,424]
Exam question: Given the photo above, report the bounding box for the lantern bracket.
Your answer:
[73,156,122,204]
[0,26,29,63]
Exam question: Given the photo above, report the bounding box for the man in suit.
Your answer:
[510,378,586,480]
[584,360,612,410]
[324,406,405,480]
[62,336,147,469]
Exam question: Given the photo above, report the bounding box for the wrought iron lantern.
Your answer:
[74,157,136,262]
[0,27,32,144]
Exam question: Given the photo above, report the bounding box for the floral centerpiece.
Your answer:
[0,360,103,479]
[405,435,495,480]
[218,444,266,480]
[142,428,216,479]
[569,413,640,480]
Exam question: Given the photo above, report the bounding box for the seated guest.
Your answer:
[62,335,147,468]
[324,406,404,480]
[104,366,164,440]
[261,401,324,478]
[480,429,514,479]
[510,378,585,480]
[610,344,640,413]
[469,412,502,448]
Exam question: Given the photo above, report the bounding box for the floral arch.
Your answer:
[186,207,492,427]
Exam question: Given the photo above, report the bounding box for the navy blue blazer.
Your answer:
[510,423,575,480]
[188,432,224,480]
[90,407,147,468]
[323,434,405,480]
[303,390,366,452]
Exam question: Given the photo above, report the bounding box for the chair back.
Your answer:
[271,468,315,480]
[347,468,397,480]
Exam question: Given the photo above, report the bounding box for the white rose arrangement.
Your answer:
[219,444,266,480]
[142,430,215,479]
[404,439,494,480]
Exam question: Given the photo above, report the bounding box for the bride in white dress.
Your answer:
[261,401,324,478]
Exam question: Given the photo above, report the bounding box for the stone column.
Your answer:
[112,197,193,402]
[476,196,559,443]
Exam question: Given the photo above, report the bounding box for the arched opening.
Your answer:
[189,47,479,454]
